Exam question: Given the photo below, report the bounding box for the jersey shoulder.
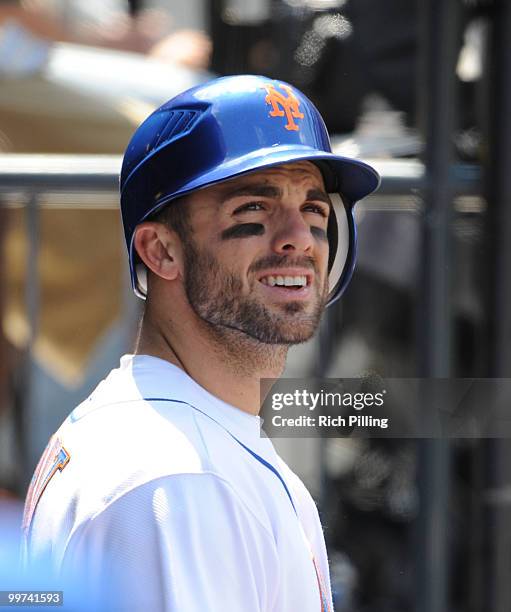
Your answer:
[26,364,222,545]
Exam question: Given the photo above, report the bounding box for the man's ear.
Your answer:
[133,222,182,281]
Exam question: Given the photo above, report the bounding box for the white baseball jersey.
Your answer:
[23,355,334,612]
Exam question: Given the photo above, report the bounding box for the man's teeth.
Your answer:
[260,275,307,287]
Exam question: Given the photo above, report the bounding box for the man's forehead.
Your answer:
[233,161,324,185]
[210,161,326,195]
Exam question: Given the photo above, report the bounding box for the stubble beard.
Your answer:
[183,237,328,346]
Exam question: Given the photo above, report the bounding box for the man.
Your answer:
[22,75,379,611]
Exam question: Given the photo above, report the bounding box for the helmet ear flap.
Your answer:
[135,263,148,299]
[326,194,355,306]
[327,203,338,272]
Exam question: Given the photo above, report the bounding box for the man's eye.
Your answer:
[303,204,329,218]
[234,202,265,213]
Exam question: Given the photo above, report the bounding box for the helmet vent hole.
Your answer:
[153,109,201,150]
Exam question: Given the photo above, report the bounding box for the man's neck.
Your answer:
[135,309,287,415]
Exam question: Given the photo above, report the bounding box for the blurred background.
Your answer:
[0,1,510,611]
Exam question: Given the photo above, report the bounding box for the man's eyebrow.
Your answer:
[221,184,282,202]
[306,188,332,208]
[221,184,331,204]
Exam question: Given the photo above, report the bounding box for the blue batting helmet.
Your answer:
[120,74,380,306]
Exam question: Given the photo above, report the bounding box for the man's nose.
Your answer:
[270,209,314,256]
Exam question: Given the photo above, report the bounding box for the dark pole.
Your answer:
[15,194,41,491]
[416,1,460,612]
[485,0,511,378]
[483,1,511,610]
[126,0,145,18]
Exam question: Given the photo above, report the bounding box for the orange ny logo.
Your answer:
[264,83,305,131]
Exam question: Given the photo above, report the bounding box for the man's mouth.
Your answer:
[259,275,308,289]
[256,270,314,300]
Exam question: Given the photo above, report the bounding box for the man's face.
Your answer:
[180,161,331,344]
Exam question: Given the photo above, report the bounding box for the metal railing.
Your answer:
[0,154,481,198]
